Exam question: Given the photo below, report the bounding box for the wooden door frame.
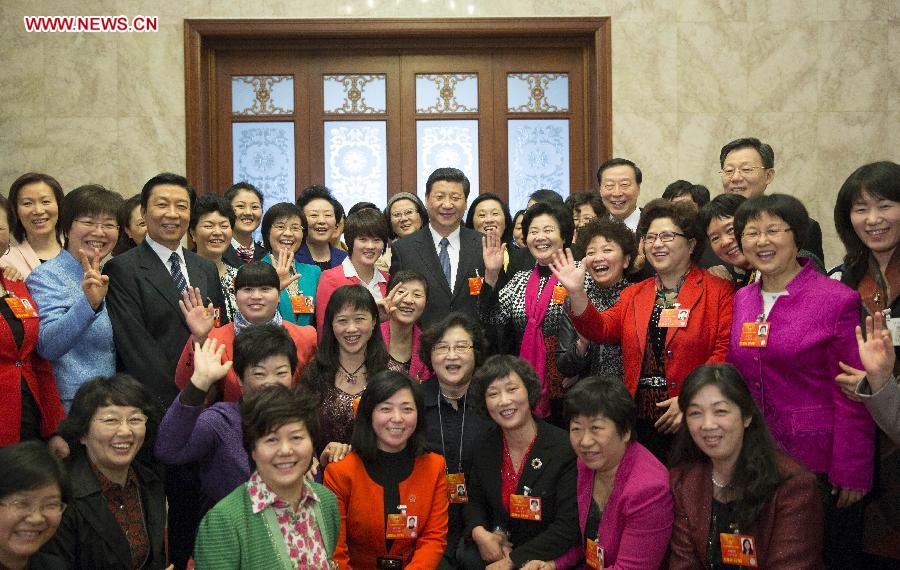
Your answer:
[184,17,612,196]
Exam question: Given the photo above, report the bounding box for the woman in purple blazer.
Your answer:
[727,194,875,568]
[533,376,672,570]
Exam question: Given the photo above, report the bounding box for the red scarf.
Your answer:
[519,265,556,418]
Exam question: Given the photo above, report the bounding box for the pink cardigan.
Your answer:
[727,259,875,491]
[315,264,388,334]
[380,321,430,382]
[555,442,672,570]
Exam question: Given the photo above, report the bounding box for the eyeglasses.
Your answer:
[391,209,417,220]
[708,226,735,245]
[74,219,119,231]
[741,227,793,242]
[432,342,474,356]
[719,166,768,179]
[0,499,67,517]
[273,223,303,233]
[644,231,687,244]
[94,414,148,429]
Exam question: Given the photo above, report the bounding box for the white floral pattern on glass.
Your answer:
[323,75,387,114]
[416,119,479,207]
[232,76,294,115]
[232,122,296,214]
[507,73,569,113]
[415,74,478,113]
[507,119,570,214]
[324,121,388,208]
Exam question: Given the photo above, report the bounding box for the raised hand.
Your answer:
[853,312,896,393]
[376,281,403,323]
[189,338,232,392]
[274,247,301,291]
[178,287,215,342]
[482,233,506,287]
[548,248,590,315]
[80,248,110,310]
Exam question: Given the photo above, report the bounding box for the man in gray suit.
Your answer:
[390,167,487,329]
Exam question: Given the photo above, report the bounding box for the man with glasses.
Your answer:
[719,137,824,261]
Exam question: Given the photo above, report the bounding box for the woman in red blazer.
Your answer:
[316,208,390,333]
[0,195,65,446]
[174,261,316,402]
[551,199,733,461]
[324,370,449,569]
[669,364,823,569]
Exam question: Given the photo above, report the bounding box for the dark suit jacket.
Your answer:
[221,241,265,268]
[463,420,579,567]
[669,454,823,569]
[390,225,486,329]
[104,240,227,406]
[804,218,824,263]
[42,452,168,570]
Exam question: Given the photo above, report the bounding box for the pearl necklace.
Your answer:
[711,472,730,489]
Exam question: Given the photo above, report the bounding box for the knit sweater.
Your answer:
[194,480,340,569]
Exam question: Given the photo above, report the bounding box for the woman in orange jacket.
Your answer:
[324,370,449,569]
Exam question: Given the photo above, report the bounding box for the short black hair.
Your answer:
[387,270,429,298]
[233,260,280,290]
[233,324,298,380]
[351,370,427,462]
[418,311,487,372]
[8,172,65,243]
[565,191,607,220]
[59,184,124,248]
[113,194,142,256]
[224,181,264,207]
[597,158,642,186]
[662,181,711,209]
[719,137,775,169]
[733,193,808,252]
[564,376,635,438]
[575,216,637,264]
[241,384,320,470]
[465,193,514,244]
[636,198,706,262]
[140,172,196,210]
[469,355,542,417]
[425,168,470,199]
[297,184,343,223]
[190,192,236,231]
[58,374,159,464]
[521,201,575,249]
[0,441,70,503]
[527,189,564,206]
[347,202,380,216]
[344,208,390,256]
[260,202,305,252]
[698,193,747,236]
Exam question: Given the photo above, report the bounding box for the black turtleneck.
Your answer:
[363,446,415,551]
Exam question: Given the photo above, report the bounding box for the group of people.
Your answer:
[0,136,898,570]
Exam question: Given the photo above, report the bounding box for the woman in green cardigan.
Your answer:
[194,384,339,569]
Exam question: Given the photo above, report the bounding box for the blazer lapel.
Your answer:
[69,456,134,569]
[452,229,479,303]
[184,250,206,295]
[518,422,551,494]
[413,229,451,298]
[137,242,182,315]
[633,282,656,363]
[666,267,704,349]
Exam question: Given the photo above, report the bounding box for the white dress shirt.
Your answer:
[429,224,461,293]
[145,234,192,289]
[341,257,387,301]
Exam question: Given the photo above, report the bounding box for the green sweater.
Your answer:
[194,481,339,569]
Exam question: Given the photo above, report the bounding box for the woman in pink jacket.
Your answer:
[727,194,874,568]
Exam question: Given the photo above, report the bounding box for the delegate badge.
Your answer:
[720,533,758,568]
[739,321,770,348]
[887,317,900,347]
[447,473,468,504]
[291,294,315,314]
[468,276,484,296]
[585,538,604,569]
[385,513,418,539]
[550,284,568,305]
[658,308,690,328]
[509,494,541,521]
[4,296,38,319]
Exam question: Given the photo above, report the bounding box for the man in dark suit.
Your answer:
[390,167,486,329]
[104,172,227,406]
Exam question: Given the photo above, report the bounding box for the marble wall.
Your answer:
[1,0,898,266]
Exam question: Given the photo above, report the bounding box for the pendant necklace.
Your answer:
[339,362,365,385]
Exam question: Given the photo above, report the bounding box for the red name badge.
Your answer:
[5,296,38,319]
[658,308,690,327]
[290,295,314,314]
[468,277,484,296]
[550,284,568,305]
[585,538,604,569]
[447,473,468,504]
[386,513,417,539]
[739,322,770,348]
[720,533,758,567]
[509,494,541,521]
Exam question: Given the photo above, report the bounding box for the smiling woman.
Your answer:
[0,173,65,278]
[190,193,239,322]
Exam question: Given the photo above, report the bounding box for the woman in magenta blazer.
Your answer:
[727,194,874,568]
[316,208,390,333]
[549,377,672,570]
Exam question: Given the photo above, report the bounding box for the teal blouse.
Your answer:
[260,253,322,327]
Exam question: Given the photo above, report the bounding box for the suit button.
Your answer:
[14,361,22,367]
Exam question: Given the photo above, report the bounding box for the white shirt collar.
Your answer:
[341,257,387,285]
[145,234,184,264]
[621,208,641,232]
[428,224,461,250]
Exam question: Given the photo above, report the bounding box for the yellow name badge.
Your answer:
[585,538,604,569]
[720,533,758,568]
[658,308,689,328]
[290,294,314,314]
[447,473,468,504]
[738,321,770,348]
[385,513,418,539]
[509,494,541,521]
[4,296,38,319]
